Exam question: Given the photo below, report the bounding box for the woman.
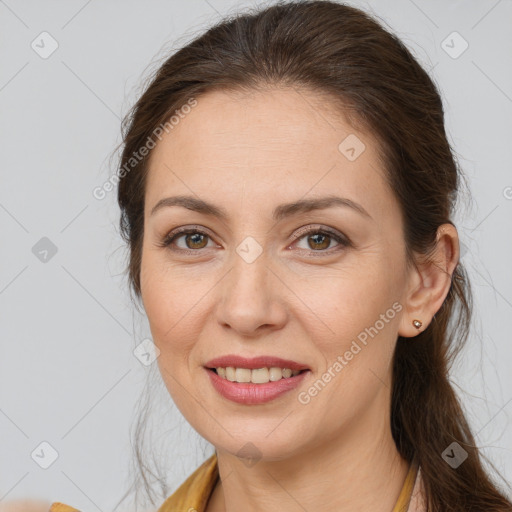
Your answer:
[50,1,512,511]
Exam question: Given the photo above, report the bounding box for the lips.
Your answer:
[204,354,310,371]
[203,354,311,404]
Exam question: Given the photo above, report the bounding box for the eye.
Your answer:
[291,225,350,255]
[159,226,216,254]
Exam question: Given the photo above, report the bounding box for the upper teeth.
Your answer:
[216,367,301,384]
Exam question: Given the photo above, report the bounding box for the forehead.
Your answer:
[144,87,396,223]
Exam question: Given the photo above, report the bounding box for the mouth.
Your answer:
[203,355,311,404]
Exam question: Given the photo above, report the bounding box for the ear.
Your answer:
[398,223,460,338]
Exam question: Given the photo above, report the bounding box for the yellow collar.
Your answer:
[157,453,419,512]
[49,454,419,512]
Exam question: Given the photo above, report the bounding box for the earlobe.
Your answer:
[398,223,460,338]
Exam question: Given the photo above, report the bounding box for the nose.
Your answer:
[215,247,288,338]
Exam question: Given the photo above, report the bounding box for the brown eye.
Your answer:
[293,226,350,255]
[161,228,215,252]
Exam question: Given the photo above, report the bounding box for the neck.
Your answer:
[209,400,410,512]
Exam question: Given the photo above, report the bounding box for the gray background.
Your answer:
[1,0,511,510]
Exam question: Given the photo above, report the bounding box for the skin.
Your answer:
[0,501,52,512]
[140,86,459,512]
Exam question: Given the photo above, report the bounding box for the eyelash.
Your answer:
[158,225,351,256]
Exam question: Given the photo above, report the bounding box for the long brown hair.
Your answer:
[114,1,512,510]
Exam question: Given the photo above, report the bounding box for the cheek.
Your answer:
[141,260,205,414]
[140,251,206,357]
[299,276,401,424]
[296,258,399,327]
[291,257,402,378]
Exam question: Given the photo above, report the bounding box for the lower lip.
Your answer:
[205,368,310,405]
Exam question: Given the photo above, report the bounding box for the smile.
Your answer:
[204,354,311,404]
[212,366,303,383]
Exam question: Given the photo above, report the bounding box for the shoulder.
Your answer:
[157,453,218,512]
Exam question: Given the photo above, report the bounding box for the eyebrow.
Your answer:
[150,194,372,221]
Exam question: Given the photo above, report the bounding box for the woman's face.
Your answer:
[140,87,414,460]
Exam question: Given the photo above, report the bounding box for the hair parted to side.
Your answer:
[114,1,512,510]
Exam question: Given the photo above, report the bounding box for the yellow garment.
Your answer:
[49,453,419,512]
[48,504,80,512]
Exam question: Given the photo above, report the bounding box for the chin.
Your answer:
[205,425,311,464]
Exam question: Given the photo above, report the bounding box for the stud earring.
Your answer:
[412,319,422,329]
